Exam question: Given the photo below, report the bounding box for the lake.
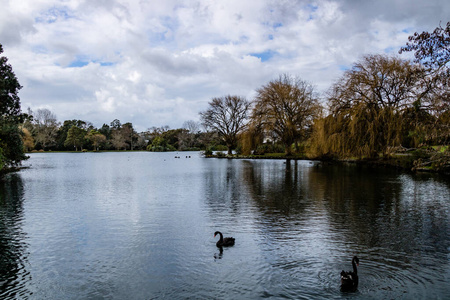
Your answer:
[0,152,449,299]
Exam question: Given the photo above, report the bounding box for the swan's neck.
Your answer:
[352,259,358,275]
[217,232,223,242]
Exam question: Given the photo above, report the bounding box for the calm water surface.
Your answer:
[0,152,449,299]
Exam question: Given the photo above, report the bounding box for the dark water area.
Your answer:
[0,152,449,299]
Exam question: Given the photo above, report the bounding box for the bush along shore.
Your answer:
[204,146,450,175]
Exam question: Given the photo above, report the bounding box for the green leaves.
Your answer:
[0,44,26,172]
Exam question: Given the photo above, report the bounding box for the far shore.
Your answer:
[17,149,450,175]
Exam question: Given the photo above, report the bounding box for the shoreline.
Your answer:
[5,150,449,176]
[205,153,450,175]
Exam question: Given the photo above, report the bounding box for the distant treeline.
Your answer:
[21,115,226,152]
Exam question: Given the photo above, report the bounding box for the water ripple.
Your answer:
[1,153,449,299]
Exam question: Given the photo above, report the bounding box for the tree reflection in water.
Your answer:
[0,174,31,299]
[204,158,450,297]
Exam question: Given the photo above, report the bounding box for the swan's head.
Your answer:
[353,256,359,266]
[214,231,221,237]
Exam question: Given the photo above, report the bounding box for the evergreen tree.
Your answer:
[0,44,27,172]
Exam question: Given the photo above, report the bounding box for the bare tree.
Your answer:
[179,120,200,149]
[252,74,321,155]
[183,120,199,133]
[32,108,60,150]
[111,129,127,150]
[200,95,251,155]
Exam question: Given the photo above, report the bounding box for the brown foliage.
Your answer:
[21,126,34,152]
[252,74,321,155]
[310,55,435,159]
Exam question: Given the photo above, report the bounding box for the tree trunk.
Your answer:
[285,143,292,155]
[227,146,233,155]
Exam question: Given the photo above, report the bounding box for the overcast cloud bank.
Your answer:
[1,0,448,131]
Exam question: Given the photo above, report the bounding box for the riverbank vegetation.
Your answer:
[0,22,448,174]
[0,44,28,175]
[200,22,450,173]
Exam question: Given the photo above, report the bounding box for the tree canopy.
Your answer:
[64,126,87,151]
[399,22,450,147]
[252,74,321,155]
[400,21,450,70]
[0,45,22,120]
[0,44,27,172]
[200,95,251,155]
[32,108,59,150]
[311,55,432,158]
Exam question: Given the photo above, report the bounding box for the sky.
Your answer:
[1,0,449,132]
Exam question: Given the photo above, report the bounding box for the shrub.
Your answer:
[216,151,226,157]
[203,147,213,156]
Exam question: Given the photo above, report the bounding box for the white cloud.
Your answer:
[1,0,449,131]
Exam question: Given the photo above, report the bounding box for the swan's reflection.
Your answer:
[214,246,224,260]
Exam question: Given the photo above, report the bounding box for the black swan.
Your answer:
[340,256,359,292]
[214,231,235,247]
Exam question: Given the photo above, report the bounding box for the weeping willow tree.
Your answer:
[239,121,264,155]
[310,54,426,159]
[310,105,404,158]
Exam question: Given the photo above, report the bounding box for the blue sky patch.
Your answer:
[68,59,115,68]
[35,6,72,24]
[32,45,48,54]
[307,4,319,12]
[384,46,395,53]
[273,22,283,29]
[250,50,275,62]
[100,62,115,67]
[307,4,318,20]
[69,60,89,68]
